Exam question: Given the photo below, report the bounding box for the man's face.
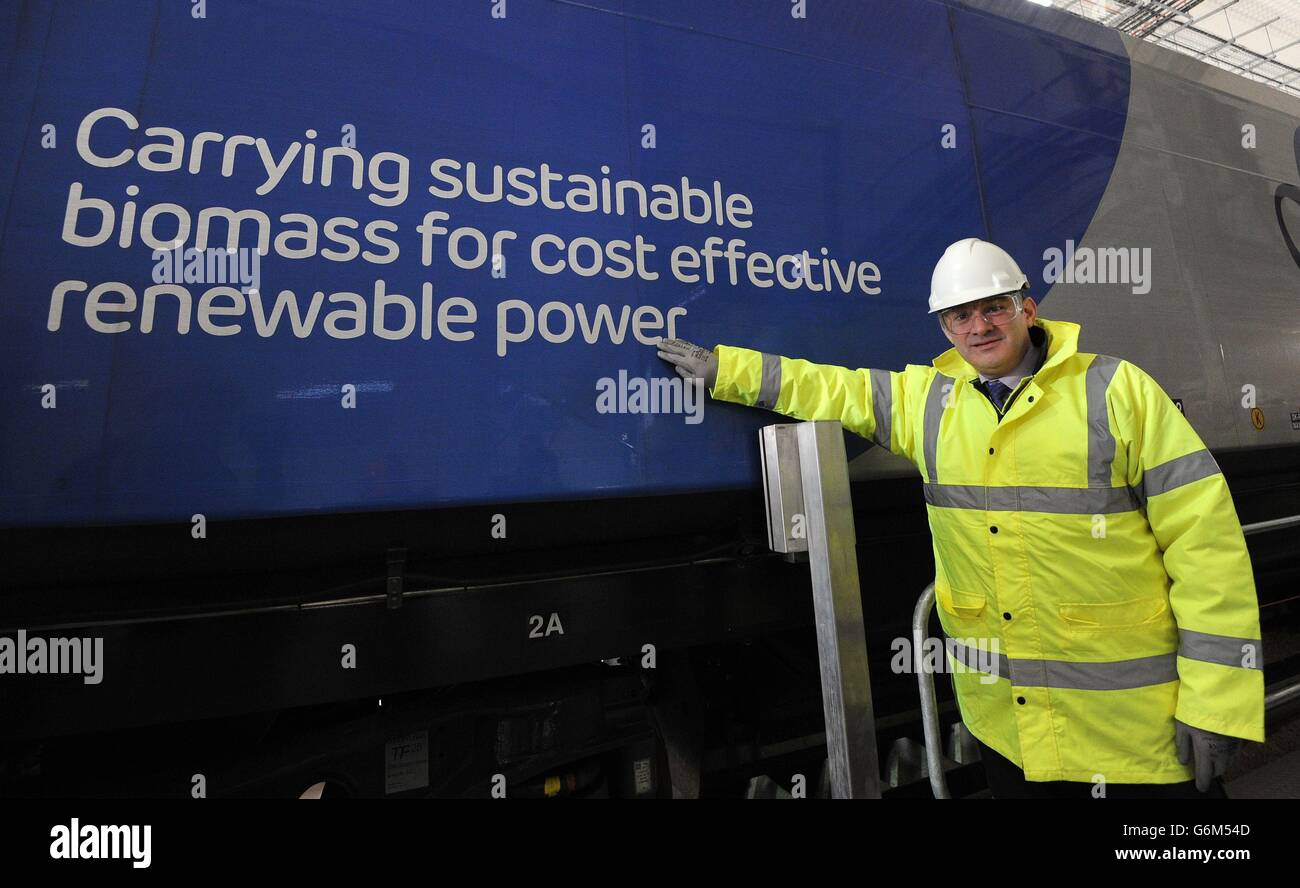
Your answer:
[941,293,1038,376]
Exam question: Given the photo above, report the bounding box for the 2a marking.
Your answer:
[528,613,565,638]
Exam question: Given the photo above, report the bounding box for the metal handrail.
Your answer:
[1242,514,1300,536]
[1265,679,1300,712]
[912,581,949,799]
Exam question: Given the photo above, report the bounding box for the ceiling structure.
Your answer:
[1034,0,1300,99]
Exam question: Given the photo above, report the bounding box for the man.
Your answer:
[655,237,1264,799]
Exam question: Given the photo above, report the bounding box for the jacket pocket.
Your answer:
[1058,595,1169,630]
[935,579,987,620]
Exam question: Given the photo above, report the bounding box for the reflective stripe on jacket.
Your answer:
[710,316,1264,783]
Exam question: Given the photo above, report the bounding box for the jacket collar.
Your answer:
[932,316,1080,382]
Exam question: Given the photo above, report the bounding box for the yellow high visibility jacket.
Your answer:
[710,316,1264,783]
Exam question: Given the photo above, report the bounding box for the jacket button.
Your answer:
[1003,612,1012,621]
[1017,696,1026,705]
[990,526,999,534]
[1027,396,1034,402]
[988,447,995,455]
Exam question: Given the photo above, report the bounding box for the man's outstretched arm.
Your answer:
[655,338,921,465]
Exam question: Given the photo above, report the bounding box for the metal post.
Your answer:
[760,420,881,798]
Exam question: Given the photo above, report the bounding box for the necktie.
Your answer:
[986,380,1012,412]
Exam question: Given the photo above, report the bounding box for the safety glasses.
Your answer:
[939,292,1023,335]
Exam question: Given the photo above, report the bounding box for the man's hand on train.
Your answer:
[1175,719,1243,792]
[655,338,719,390]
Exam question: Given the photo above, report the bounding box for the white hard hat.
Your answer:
[928,237,1028,314]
